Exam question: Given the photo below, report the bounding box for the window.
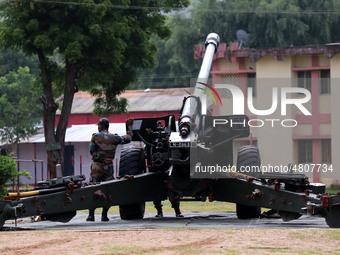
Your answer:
[298,140,313,163]
[247,73,256,97]
[321,139,332,163]
[320,70,330,94]
[297,71,311,92]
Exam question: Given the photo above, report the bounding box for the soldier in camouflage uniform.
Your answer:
[86,117,134,222]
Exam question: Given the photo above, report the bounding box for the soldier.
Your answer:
[151,121,183,218]
[86,117,134,221]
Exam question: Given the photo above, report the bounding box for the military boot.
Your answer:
[155,206,163,218]
[154,201,163,218]
[172,201,183,218]
[86,209,95,221]
[101,207,109,221]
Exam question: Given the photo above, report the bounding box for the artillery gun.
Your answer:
[1,33,340,229]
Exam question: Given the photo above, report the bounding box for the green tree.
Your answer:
[136,0,340,85]
[132,11,204,89]
[225,0,340,48]
[0,153,31,198]
[0,0,189,177]
[0,154,17,198]
[131,34,197,89]
[0,67,42,144]
[184,0,340,48]
[0,49,39,77]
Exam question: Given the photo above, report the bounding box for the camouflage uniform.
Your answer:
[87,118,133,222]
[89,131,132,183]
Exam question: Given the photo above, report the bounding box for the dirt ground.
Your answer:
[0,228,339,255]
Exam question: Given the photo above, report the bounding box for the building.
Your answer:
[55,88,190,126]
[194,42,340,185]
[1,88,189,185]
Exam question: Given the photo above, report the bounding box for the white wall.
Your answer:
[73,142,92,179]
[4,142,93,185]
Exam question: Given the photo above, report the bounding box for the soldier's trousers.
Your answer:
[89,161,114,183]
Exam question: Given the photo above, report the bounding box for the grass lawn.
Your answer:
[81,201,236,214]
[327,189,340,194]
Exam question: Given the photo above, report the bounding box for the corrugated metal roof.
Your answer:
[2,88,190,146]
[57,88,192,114]
[19,124,126,144]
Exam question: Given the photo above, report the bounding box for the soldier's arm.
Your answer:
[120,134,132,144]
[89,134,97,155]
[119,127,132,144]
[107,118,134,145]
[120,117,134,144]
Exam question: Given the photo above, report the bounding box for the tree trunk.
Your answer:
[39,51,80,178]
[38,50,59,178]
[54,60,81,177]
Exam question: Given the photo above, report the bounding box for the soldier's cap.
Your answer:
[97,118,109,127]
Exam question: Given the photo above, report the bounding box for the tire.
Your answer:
[119,203,145,220]
[236,145,261,219]
[325,204,340,228]
[118,146,146,220]
[236,145,261,177]
[236,203,261,219]
[119,147,146,176]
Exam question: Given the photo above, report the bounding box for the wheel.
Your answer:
[236,203,261,219]
[236,145,261,219]
[119,203,145,220]
[119,146,146,176]
[118,147,146,220]
[236,145,261,177]
[325,205,340,228]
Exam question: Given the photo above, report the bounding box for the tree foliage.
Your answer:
[0,153,31,198]
[182,0,340,49]
[0,67,42,144]
[0,0,189,177]
[134,0,340,89]
[131,34,197,89]
[224,0,340,48]
[0,154,17,198]
[0,49,39,77]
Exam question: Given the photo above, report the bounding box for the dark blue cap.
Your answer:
[97,118,109,127]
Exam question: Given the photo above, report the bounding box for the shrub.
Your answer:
[0,153,31,198]
[0,154,17,198]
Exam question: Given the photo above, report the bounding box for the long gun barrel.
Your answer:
[179,33,220,137]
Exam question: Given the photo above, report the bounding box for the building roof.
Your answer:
[59,88,191,115]
[1,88,190,146]
[194,42,340,62]
[18,124,126,144]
